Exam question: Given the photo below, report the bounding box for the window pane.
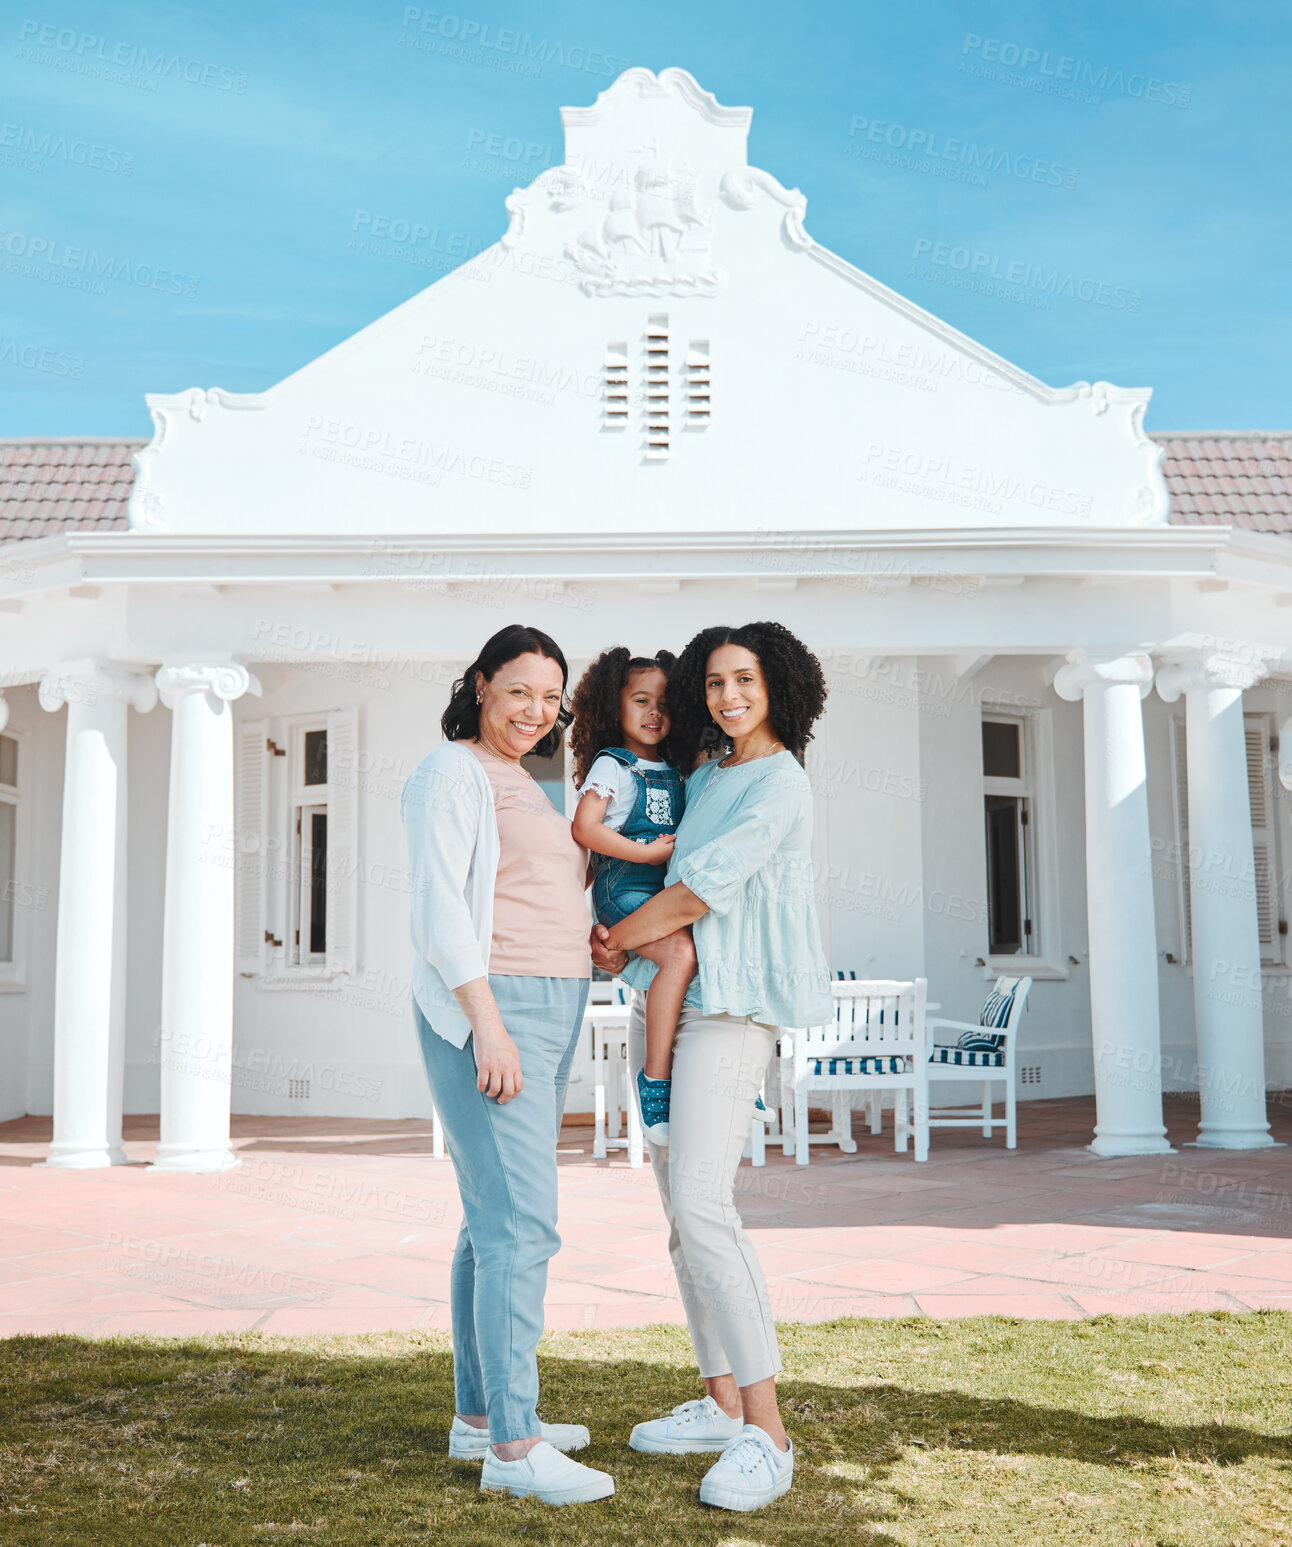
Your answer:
[309,811,328,954]
[982,719,1020,779]
[0,802,13,962]
[304,729,328,786]
[984,794,1022,953]
[0,735,16,789]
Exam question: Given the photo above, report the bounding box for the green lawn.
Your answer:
[1,1314,1290,1545]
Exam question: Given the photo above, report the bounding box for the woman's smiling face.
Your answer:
[475,651,565,760]
[704,644,772,745]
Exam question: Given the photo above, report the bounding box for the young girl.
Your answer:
[571,649,695,1144]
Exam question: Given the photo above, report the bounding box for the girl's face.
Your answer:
[475,652,565,761]
[619,667,670,757]
[705,644,773,745]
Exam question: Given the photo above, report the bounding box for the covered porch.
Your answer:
[2,512,1290,1174]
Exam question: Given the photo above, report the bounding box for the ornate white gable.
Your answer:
[130,68,1167,537]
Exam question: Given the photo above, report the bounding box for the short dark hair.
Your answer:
[667,621,827,772]
[441,624,572,760]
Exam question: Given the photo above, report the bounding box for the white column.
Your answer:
[1157,654,1277,1148]
[39,661,157,1168]
[153,663,255,1173]
[1054,649,1173,1157]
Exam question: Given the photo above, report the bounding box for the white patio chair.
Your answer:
[744,1049,787,1167]
[782,979,929,1165]
[926,975,1032,1149]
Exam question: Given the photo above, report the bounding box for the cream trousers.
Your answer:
[628,993,782,1387]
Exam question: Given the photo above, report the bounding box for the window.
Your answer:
[291,720,330,967]
[1171,713,1287,967]
[0,732,17,965]
[981,715,1037,957]
[235,709,358,978]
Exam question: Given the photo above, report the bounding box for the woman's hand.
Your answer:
[590,923,628,976]
[640,834,676,865]
[473,1023,523,1103]
[452,976,523,1103]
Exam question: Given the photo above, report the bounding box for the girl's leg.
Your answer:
[633,928,697,1080]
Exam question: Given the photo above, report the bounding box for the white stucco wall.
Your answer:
[10,650,1291,1122]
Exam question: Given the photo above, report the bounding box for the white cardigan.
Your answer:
[400,742,500,1047]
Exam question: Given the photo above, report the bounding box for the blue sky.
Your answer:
[2,0,1286,434]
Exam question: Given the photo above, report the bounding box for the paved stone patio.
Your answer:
[1,1094,1290,1337]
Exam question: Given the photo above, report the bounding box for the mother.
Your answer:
[401,623,614,1506]
[593,620,832,1514]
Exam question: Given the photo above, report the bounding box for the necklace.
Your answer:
[719,740,785,769]
[473,737,532,779]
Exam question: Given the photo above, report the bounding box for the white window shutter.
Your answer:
[235,718,269,975]
[1244,715,1281,964]
[1170,715,1192,962]
[326,707,359,976]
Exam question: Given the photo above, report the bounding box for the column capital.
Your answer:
[156,662,260,710]
[1155,651,1270,702]
[38,660,158,715]
[1053,648,1153,703]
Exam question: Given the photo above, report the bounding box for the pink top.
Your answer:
[466,742,591,979]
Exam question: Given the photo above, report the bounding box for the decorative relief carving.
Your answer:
[563,156,724,297]
[718,169,810,248]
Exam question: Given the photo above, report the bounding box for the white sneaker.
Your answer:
[480,1439,614,1504]
[699,1424,794,1511]
[629,1395,744,1454]
[449,1415,590,1459]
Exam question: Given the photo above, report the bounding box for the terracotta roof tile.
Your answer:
[0,438,141,543]
[1156,431,1292,535]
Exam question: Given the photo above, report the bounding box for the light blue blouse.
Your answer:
[620,750,833,1029]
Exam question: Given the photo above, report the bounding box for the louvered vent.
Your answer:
[686,341,711,426]
[645,314,670,459]
[603,344,628,428]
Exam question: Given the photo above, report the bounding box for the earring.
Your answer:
[476,694,482,705]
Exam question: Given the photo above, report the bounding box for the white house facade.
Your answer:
[1,68,1290,1170]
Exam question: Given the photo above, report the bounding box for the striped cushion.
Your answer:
[930,1044,1006,1068]
[956,977,1022,1052]
[811,1055,909,1075]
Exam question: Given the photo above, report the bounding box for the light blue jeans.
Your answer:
[414,973,589,1443]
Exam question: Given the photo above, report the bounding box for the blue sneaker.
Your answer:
[636,1068,671,1145]
[754,1093,769,1117]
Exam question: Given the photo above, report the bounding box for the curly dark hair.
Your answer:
[666,622,827,773]
[441,623,571,760]
[570,647,677,786]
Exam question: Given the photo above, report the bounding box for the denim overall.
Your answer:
[590,748,686,927]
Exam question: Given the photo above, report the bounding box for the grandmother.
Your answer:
[401,623,614,1507]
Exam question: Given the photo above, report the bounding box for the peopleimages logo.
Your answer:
[16,19,249,92]
[398,9,629,76]
[912,239,1141,312]
[959,33,1190,109]
[848,116,1078,189]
